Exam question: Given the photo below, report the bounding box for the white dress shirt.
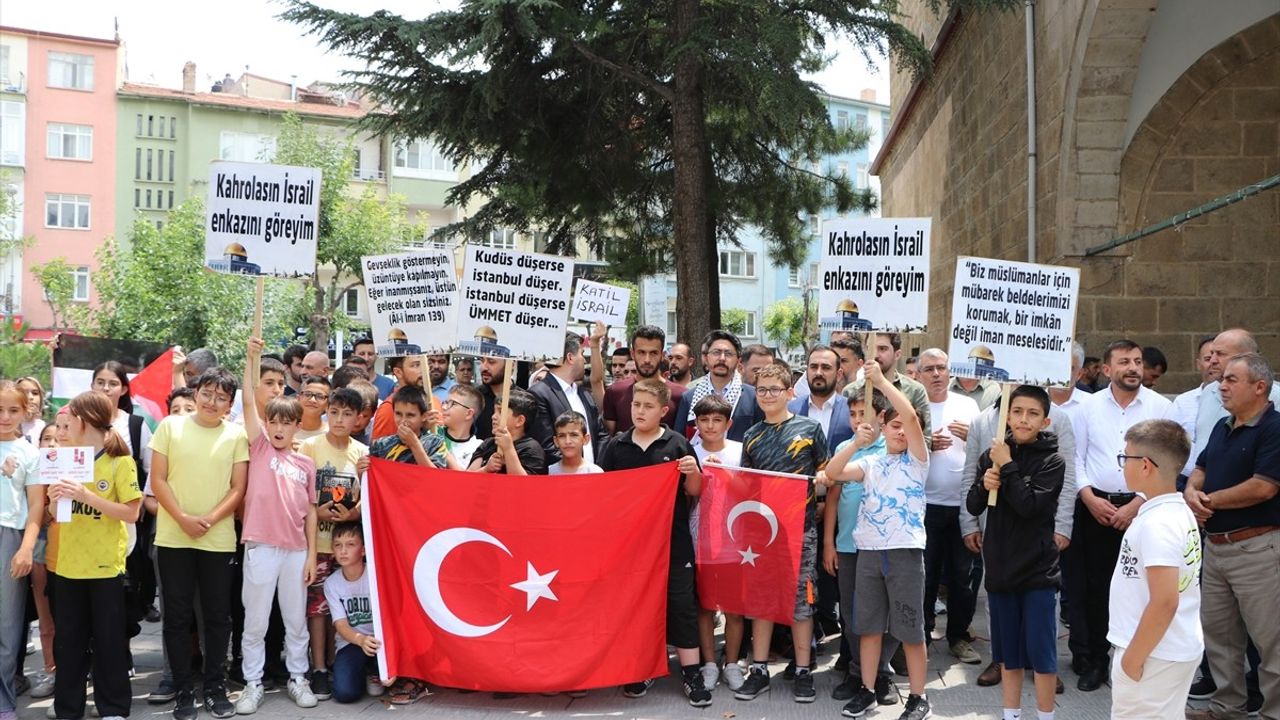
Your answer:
[1053,391,1088,488]
[1190,380,1280,471]
[1076,385,1172,495]
[551,372,594,465]
[1164,385,1203,477]
[926,393,980,506]
[805,393,837,434]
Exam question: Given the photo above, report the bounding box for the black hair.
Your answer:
[1104,339,1142,365]
[849,387,893,423]
[830,336,864,361]
[192,367,239,397]
[328,387,365,413]
[693,394,733,420]
[302,375,332,390]
[352,336,375,350]
[331,521,363,543]
[553,411,588,433]
[739,343,774,364]
[1009,385,1051,415]
[331,364,367,389]
[92,360,134,413]
[807,344,839,365]
[701,329,742,356]
[1142,346,1168,373]
[883,333,902,351]
[166,386,195,410]
[1196,336,1215,354]
[259,357,287,380]
[391,384,430,414]
[629,324,666,348]
[505,387,538,425]
[283,345,309,366]
[611,347,631,359]
[1084,356,1100,365]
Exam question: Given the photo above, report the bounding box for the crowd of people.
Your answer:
[1,322,1277,720]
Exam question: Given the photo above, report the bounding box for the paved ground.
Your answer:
[19,594,1169,720]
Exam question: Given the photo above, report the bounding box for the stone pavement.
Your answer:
[18,596,1167,720]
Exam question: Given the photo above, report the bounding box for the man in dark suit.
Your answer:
[528,332,603,464]
[787,345,854,449]
[673,329,763,442]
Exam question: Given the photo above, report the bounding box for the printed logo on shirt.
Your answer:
[96,479,110,492]
[1180,529,1202,592]
[269,454,309,486]
[344,595,373,628]
[1118,539,1139,579]
[71,499,103,520]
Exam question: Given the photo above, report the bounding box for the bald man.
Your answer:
[1191,329,1280,464]
[301,351,331,380]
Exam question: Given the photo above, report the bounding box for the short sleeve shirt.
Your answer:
[834,436,887,553]
[324,567,374,650]
[301,435,368,554]
[741,414,828,527]
[0,439,40,531]
[51,452,142,579]
[369,431,449,468]
[1195,403,1280,533]
[242,430,317,551]
[150,415,250,552]
[852,451,928,550]
[471,436,549,476]
[1107,494,1203,661]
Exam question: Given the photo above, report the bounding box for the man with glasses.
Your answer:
[673,330,763,443]
[1068,340,1171,692]
[529,332,603,464]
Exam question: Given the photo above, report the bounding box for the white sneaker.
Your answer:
[288,677,318,709]
[722,662,747,691]
[365,676,385,698]
[235,682,264,715]
[700,662,719,691]
[101,716,127,720]
[31,672,55,699]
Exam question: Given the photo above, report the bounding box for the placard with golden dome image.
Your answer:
[456,244,575,362]
[361,249,461,357]
[818,217,931,333]
[204,160,321,278]
[947,256,1080,387]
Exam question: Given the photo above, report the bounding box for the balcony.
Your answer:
[351,168,386,182]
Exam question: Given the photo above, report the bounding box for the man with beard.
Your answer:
[426,354,454,404]
[603,326,687,434]
[842,334,931,439]
[473,356,509,441]
[673,330,763,443]
[350,337,396,400]
[282,345,308,396]
[787,346,854,449]
[739,344,775,387]
[453,357,476,386]
[528,332,603,464]
[1068,340,1172,691]
[668,343,694,388]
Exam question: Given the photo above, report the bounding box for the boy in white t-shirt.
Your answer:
[1107,419,1202,719]
[688,395,746,692]
[322,522,384,704]
[548,412,604,475]
[438,384,484,469]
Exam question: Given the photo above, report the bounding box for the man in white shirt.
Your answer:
[1163,336,1216,479]
[1049,343,1088,635]
[917,349,982,665]
[527,333,602,465]
[1189,329,1280,467]
[1067,340,1172,692]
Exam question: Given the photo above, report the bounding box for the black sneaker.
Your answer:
[622,679,653,698]
[782,658,816,680]
[1187,674,1217,700]
[733,666,770,700]
[876,674,900,705]
[682,669,712,707]
[793,671,815,703]
[149,677,178,704]
[203,683,234,719]
[174,688,199,720]
[898,693,931,720]
[310,669,333,700]
[832,677,859,701]
[841,685,876,717]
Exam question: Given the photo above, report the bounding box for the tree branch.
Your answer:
[569,40,675,104]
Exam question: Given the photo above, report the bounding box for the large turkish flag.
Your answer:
[696,464,808,625]
[363,458,676,692]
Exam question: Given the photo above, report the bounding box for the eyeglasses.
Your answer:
[706,349,736,359]
[197,390,232,405]
[1116,453,1158,469]
[756,387,788,398]
[441,399,475,411]
[299,391,328,402]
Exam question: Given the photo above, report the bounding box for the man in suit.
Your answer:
[788,345,854,449]
[528,332,603,464]
[674,329,762,442]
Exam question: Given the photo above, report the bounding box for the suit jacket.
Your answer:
[673,383,764,443]
[787,394,853,453]
[528,373,604,463]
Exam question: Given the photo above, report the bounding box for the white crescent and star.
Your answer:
[413,527,559,638]
[725,500,779,566]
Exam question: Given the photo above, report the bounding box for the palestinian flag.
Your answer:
[52,335,173,430]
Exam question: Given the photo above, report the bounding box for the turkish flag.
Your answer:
[363,458,677,693]
[696,464,808,625]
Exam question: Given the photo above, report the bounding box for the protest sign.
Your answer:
[204,161,321,278]
[456,245,574,361]
[38,446,94,522]
[361,250,460,357]
[571,279,631,327]
[818,218,931,333]
[947,256,1080,387]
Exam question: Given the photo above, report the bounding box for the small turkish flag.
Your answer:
[696,464,808,625]
[363,458,677,692]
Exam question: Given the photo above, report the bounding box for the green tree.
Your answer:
[283,0,1012,348]
[721,309,750,338]
[0,322,52,388]
[763,296,811,356]
[270,113,418,351]
[30,258,81,331]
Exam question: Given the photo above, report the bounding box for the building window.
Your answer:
[48,52,94,91]
[0,183,21,240]
[392,138,457,179]
[168,190,174,209]
[169,151,175,180]
[133,189,140,208]
[666,311,678,338]
[837,161,849,178]
[145,189,151,208]
[157,149,164,181]
[0,101,23,166]
[856,163,869,190]
[855,113,868,131]
[0,46,9,87]
[788,267,801,287]
[881,116,891,141]
[71,265,90,301]
[136,114,143,136]
[156,220,164,230]
[158,117,166,138]
[134,148,141,179]
[718,250,756,278]
[44,193,90,229]
[808,214,820,236]
[146,149,152,180]
[219,131,276,163]
[835,110,849,130]
[170,117,176,139]
[47,123,93,161]
[342,288,360,317]
[741,311,757,338]
[147,115,154,137]
[483,228,517,250]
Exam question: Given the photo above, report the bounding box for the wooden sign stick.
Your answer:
[987,382,1013,506]
[498,358,515,429]
[251,276,265,389]
[865,332,878,428]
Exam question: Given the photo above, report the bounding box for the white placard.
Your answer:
[571,279,631,327]
[205,161,322,278]
[818,217,932,333]
[38,446,94,522]
[361,250,460,357]
[640,274,667,328]
[947,256,1080,387]
[456,245,575,361]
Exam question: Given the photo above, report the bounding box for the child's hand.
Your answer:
[396,421,419,446]
[483,452,505,473]
[331,503,359,522]
[1121,652,1144,682]
[246,337,264,358]
[356,456,370,476]
[10,545,33,578]
[47,478,87,503]
[677,455,699,476]
[303,556,316,586]
[963,532,983,554]
[982,467,1002,492]
[359,634,381,656]
[989,439,1012,467]
[425,407,442,428]
[494,425,515,454]
[854,423,877,448]
[177,513,211,539]
[930,428,953,451]
[822,543,837,576]
[815,470,834,488]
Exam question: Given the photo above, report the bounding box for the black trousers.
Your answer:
[1066,494,1128,665]
[158,547,235,691]
[51,574,132,719]
[923,504,977,643]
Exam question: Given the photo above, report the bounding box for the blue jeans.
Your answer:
[332,643,376,703]
[0,527,29,713]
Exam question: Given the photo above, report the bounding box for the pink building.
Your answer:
[0,26,120,339]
